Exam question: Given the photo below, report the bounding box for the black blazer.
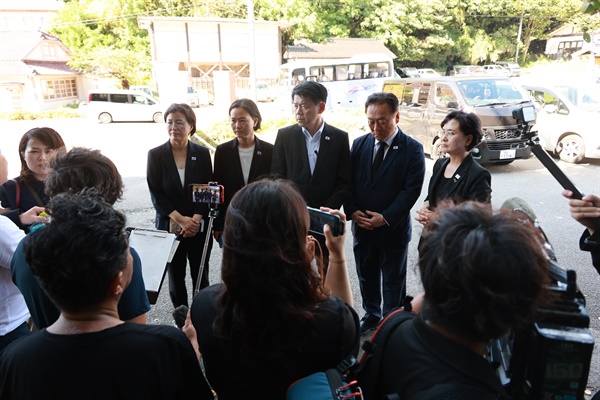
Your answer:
[147,141,212,231]
[271,123,350,209]
[426,155,492,209]
[212,136,274,231]
[344,128,425,240]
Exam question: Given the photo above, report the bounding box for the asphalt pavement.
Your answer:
[1,105,598,397]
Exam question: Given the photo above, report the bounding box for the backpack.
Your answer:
[286,357,363,400]
[286,298,415,400]
[351,300,416,400]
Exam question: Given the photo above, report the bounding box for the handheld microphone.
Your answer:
[172,305,189,329]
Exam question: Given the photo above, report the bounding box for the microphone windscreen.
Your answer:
[172,305,189,329]
[501,197,538,223]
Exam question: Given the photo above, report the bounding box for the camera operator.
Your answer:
[375,201,549,399]
[562,190,600,274]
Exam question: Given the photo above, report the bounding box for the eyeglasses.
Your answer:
[441,130,458,138]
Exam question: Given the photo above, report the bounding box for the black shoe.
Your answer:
[360,315,381,335]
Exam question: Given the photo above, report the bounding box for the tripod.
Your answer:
[193,204,219,298]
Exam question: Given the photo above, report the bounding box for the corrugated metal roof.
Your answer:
[285,38,396,60]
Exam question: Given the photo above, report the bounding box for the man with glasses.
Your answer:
[272,81,351,265]
[345,92,425,334]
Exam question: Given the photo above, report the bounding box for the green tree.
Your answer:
[50,0,209,87]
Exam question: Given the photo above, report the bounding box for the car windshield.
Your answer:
[556,86,600,112]
[457,79,529,106]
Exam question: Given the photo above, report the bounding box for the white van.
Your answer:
[87,89,163,123]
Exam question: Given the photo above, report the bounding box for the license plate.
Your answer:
[499,149,516,160]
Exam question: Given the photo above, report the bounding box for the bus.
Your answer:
[277,54,395,110]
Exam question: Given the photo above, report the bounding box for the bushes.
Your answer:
[1,108,84,121]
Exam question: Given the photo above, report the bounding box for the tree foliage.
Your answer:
[51,0,596,84]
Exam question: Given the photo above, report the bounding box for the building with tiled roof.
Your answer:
[0,30,87,111]
[284,38,396,62]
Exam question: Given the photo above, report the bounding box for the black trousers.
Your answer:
[167,231,213,308]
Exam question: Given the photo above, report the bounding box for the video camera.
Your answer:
[486,106,595,400]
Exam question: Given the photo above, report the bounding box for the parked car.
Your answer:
[396,67,420,78]
[523,83,600,163]
[445,65,483,76]
[87,89,163,123]
[382,76,535,164]
[417,68,441,76]
[482,65,510,76]
[495,61,521,77]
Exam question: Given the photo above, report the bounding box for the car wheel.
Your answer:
[431,139,446,161]
[557,134,585,163]
[153,112,163,123]
[99,113,112,123]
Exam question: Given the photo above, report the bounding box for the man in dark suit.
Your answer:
[272,82,351,266]
[345,92,425,334]
[271,81,350,210]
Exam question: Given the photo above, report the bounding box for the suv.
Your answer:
[382,76,535,164]
[495,61,521,77]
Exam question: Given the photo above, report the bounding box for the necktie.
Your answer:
[372,141,386,177]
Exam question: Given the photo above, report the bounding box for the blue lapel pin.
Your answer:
[325,136,331,141]
[191,156,197,161]
[257,151,262,156]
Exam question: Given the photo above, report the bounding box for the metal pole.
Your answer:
[247,0,257,101]
[515,14,523,63]
[194,207,218,298]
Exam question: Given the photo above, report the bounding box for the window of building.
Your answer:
[41,42,58,60]
[42,79,77,100]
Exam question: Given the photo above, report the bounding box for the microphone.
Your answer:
[502,197,566,283]
[172,305,189,329]
[501,197,537,224]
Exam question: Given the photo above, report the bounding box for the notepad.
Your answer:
[128,228,178,305]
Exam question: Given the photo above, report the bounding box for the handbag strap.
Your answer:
[22,179,44,207]
[11,179,21,209]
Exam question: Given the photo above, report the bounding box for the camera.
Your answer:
[190,183,224,205]
[488,199,594,400]
[307,207,344,237]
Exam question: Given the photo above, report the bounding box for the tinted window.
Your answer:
[111,94,130,104]
[90,93,108,102]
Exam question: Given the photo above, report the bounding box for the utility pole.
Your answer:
[247,0,257,102]
[515,14,523,63]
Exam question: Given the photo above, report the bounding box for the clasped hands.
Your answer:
[178,214,202,238]
[351,210,386,230]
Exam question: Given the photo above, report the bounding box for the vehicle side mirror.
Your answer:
[446,100,459,109]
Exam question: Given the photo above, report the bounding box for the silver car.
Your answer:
[524,83,600,163]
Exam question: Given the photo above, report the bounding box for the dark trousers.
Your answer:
[353,236,408,320]
[168,231,213,308]
[0,322,30,353]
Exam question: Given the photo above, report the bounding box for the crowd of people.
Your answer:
[0,82,598,399]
